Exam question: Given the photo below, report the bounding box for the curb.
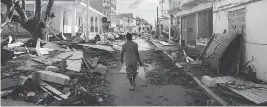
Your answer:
[149,39,228,106]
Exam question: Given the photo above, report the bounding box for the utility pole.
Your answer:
[86,0,89,42]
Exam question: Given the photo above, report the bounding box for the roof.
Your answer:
[25,0,105,17]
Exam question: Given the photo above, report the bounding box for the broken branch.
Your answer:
[14,1,28,23]
[44,0,55,22]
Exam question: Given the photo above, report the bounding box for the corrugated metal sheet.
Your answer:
[203,33,238,71]
[214,76,267,104]
[229,88,267,104]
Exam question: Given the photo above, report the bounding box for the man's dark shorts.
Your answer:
[126,64,138,78]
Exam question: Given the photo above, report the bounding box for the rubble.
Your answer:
[1,36,117,106]
[36,71,70,85]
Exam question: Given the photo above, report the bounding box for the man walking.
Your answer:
[121,33,143,91]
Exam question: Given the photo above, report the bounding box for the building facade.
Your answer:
[168,0,213,50]
[213,0,267,82]
[168,0,267,82]
[89,0,117,28]
[25,0,105,36]
[116,13,137,33]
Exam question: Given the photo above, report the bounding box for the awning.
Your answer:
[171,1,213,17]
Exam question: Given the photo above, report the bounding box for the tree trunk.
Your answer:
[1,0,54,40]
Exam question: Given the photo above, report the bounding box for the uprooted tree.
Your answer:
[1,0,54,40]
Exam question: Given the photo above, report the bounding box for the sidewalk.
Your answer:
[150,38,267,106]
[149,39,229,106]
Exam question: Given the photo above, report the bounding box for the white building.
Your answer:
[25,0,106,36]
[116,13,137,33]
[213,0,267,82]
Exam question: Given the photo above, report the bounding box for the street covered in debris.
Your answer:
[0,34,210,106]
[2,0,267,106]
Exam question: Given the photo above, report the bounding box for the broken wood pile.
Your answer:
[1,37,117,106]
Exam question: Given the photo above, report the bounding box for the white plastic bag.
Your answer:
[138,66,146,80]
[120,63,126,73]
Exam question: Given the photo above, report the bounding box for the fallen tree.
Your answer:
[1,0,55,40]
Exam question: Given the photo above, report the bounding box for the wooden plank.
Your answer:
[193,76,228,106]
[48,96,78,106]
[6,46,36,52]
[78,44,115,52]
[30,56,53,65]
[82,58,90,69]
[40,85,62,100]
[52,51,83,60]
[39,81,68,99]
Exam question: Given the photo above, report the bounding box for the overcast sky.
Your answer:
[116,0,159,24]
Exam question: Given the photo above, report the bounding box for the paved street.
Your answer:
[100,38,209,106]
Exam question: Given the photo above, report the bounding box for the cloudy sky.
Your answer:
[116,0,159,24]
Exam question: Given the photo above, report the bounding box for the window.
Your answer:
[76,16,79,26]
[78,17,82,26]
[91,17,94,26]
[63,11,68,25]
[95,17,98,31]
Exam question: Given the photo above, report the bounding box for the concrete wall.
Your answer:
[213,0,267,82]
[213,10,228,34]
[245,0,267,82]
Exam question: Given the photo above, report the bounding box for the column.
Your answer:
[168,14,171,43]
[93,16,96,33]
[179,17,182,45]
[195,13,199,46]
[98,16,100,33]
[71,6,77,36]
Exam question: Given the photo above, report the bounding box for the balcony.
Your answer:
[103,1,110,8]
[170,0,182,9]
[182,0,211,8]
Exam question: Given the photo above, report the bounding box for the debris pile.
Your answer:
[1,36,117,106]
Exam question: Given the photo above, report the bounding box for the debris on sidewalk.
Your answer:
[78,44,115,52]
[199,33,241,74]
[213,76,267,105]
[1,36,117,106]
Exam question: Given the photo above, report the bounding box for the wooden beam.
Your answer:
[193,76,228,106]
[39,81,68,99]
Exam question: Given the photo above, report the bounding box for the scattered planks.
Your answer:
[78,44,115,52]
[39,81,68,100]
[48,96,78,106]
